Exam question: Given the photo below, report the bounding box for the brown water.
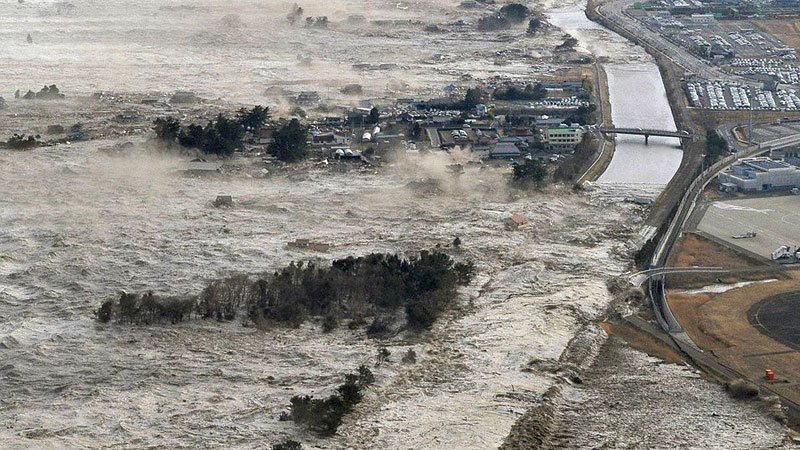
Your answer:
[0,0,792,448]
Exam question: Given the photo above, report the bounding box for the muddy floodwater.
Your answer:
[0,141,636,447]
[0,0,793,448]
[0,143,790,449]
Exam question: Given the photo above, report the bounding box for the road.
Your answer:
[649,133,800,333]
[628,266,727,287]
[596,0,748,84]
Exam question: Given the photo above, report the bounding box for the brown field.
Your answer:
[668,232,763,269]
[755,20,800,57]
[665,269,783,290]
[668,270,800,405]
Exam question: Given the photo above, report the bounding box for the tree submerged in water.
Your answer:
[284,365,375,436]
[511,159,548,189]
[6,133,40,150]
[96,249,475,332]
[151,105,270,156]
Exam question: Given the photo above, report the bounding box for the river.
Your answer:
[548,7,684,193]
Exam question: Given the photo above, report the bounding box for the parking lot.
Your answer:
[684,80,800,110]
[696,195,800,259]
[750,121,800,142]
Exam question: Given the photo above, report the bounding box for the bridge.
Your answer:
[596,127,693,144]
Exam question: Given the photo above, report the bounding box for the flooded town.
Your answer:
[1,0,800,448]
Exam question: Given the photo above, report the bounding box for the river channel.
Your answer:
[548,6,684,193]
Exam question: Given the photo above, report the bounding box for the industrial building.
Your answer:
[718,157,800,191]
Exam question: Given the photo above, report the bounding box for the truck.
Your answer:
[732,231,757,239]
[771,245,792,260]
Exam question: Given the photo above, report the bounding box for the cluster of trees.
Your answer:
[175,115,242,156]
[459,88,483,111]
[477,3,529,30]
[248,250,474,330]
[499,3,529,22]
[269,119,309,162]
[493,83,547,102]
[554,135,595,182]
[283,365,374,435]
[365,107,380,125]
[527,18,543,35]
[511,159,548,189]
[17,85,65,100]
[477,15,510,31]
[152,106,270,157]
[5,133,40,150]
[96,292,196,325]
[705,129,729,166]
[555,35,579,52]
[272,440,302,450]
[97,250,475,332]
[565,104,597,125]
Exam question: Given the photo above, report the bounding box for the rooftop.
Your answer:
[741,157,792,172]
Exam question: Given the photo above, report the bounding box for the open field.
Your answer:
[750,291,800,351]
[756,20,800,58]
[668,270,800,408]
[696,195,800,260]
[668,232,763,269]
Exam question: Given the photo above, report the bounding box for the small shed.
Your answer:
[183,159,221,176]
[213,195,233,207]
[505,213,529,231]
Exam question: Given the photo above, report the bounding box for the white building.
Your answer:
[543,125,584,152]
[718,157,800,191]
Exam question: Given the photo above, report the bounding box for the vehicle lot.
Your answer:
[696,195,800,259]
[750,121,800,142]
[684,80,800,110]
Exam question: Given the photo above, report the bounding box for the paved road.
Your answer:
[629,266,727,287]
[597,0,750,85]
